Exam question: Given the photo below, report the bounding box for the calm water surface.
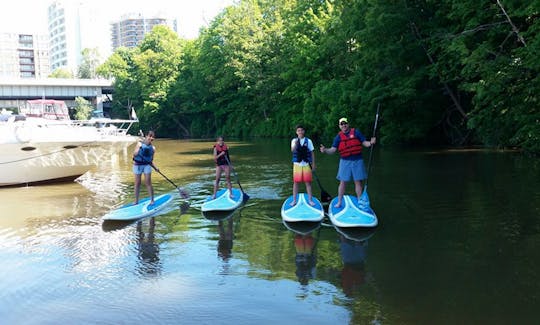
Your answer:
[0,139,539,324]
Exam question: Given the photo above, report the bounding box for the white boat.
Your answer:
[0,99,138,187]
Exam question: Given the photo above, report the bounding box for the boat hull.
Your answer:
[0,119,136,186]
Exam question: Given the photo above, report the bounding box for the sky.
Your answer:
[0,0,234,39]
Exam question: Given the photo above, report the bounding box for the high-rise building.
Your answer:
[0,33,50,78]
[47,1,110,75]
[111,13,177,51]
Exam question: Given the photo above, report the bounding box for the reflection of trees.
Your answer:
[136,217,161,276]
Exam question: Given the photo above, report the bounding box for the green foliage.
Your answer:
[77,48,101,79]
[49,68,73,78]
[74,96,93,120]
[97,0,540,153]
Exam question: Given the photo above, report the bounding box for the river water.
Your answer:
[0,139,538,324]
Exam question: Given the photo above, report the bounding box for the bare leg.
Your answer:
[213,167,222,199]
[354,180,363,202]
[335,181,346,208]
[134,173,142,204]
[306,182,315,205]
[291,182,299,206]
[144,172,154,204]
[225,166,233,197]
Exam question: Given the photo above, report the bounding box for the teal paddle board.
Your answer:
[281,193,324,222]
[102,193,173,221]
[328,195,378,228]
[201,188,243,212]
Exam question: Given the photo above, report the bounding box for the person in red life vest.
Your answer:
[319,117,376,208]
[132,130,158,205]
[213,136,233,199]
[290,124,316,206]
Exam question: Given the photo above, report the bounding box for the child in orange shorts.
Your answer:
[290,125,315,206]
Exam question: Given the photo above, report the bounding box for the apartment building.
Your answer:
[0,33,50,79]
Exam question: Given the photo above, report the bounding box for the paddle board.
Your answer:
[201,188,243,212]
[281,193,324,222]
[327,195,378,228]
[102,193,173,221]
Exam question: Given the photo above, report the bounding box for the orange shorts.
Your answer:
[293,164,312,183]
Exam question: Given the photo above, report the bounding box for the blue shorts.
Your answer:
[337,159,367,181]
[133,164,152,175]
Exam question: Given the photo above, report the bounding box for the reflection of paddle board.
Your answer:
[201,188,243,212]
[202,209,236,221]
[328,195,378,228]
[281,193,324,222]
[102,193,173,221]
[283,220,321,236]
[334,225,377,242]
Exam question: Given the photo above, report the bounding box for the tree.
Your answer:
[78,48,101,79]
[49,68,73,78]
[74,96,93,120]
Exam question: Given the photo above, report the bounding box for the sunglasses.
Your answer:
[340,122,348,126]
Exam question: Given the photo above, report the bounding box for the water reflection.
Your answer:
[339,235,368,297]
[136,217,161,276]
[335,227,376,298]
[283,221,322,285]
[217,216,234,261]
[202,211,236,256]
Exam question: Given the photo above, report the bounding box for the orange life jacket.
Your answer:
[214,143,229,165]
[338,128,362,158]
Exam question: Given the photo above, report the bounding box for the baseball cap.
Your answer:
[338,117,348,124]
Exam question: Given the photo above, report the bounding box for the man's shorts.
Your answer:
[337,159,367,181]
[293,164,313,183]
[133,164,152,175]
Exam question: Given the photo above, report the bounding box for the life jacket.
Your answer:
[133,142,154,165]
[214,143,229,165]
[292,137,312,163]
[338,128,362,158]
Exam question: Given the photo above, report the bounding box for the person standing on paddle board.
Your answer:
[212,136,233,199]
[132,130,157,205]
[319,117,375,208]
[291,125,316,206]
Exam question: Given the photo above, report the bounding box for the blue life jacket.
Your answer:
[133,142,154,165]
[292,137,312,163]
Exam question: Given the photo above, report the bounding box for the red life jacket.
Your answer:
[214,143,229,165]
[338,128,363,157]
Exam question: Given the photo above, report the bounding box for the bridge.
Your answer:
[0,78,114,112]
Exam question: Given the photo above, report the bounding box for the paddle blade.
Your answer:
[320,190,332,203]
[358,188,371,211]
[178,188,190,199]
[242,192,250,203]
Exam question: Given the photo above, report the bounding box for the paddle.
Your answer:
[358,104,380,210]
[151,165,189,199]
[138,130,189,199]
[224,154,250,202]
[308,163,332,203]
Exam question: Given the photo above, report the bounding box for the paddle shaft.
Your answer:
[224,154,247,196]
[308,162,331,202]
[365,104,380,186]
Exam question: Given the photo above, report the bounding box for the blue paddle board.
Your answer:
[102,193,173,221]
[327,195,378,228]
[201,188,243,212]
[281,193,324,222]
